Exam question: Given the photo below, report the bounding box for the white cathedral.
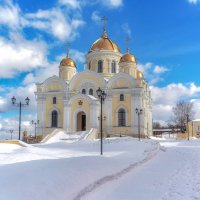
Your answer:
[35,24,152,138]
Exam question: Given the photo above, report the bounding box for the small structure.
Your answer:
[188,119,200,138]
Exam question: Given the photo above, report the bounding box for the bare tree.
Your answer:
[153,122,162,129]
[171,100,195,129]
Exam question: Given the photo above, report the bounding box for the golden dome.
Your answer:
[137,70,144,79]
[89,31,120,53]
[119,51,137,63]
[60,55,76,68]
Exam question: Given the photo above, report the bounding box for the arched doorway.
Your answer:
[52,110,58,127]
[77,111,86,131]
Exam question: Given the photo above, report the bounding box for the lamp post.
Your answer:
[135,108,143,141]
[96,87,107,155]
[9,129,13,140]
[31,120,39,139]
[186,114,189,141]
[11,96,30,140]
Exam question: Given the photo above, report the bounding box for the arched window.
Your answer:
[98,60,103,73]
[82,89,86,94]
[111,61,116,73]
[52,110,58,127]
[118,108,126,127]
[88,61,91,70]
[120,94,124,101]
[89,89,93,95]
[53,97,56,104]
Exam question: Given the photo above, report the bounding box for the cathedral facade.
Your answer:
[35,27,152,138]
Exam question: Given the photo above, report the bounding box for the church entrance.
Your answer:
[77,111,86,131]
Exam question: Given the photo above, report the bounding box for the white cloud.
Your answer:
[0,0,22,29]
[70,49,85,64]
[121,23,131,37]
[91,11,102,23]
[102,0,123,8]
[25,8,84,41]
[0,114,36,139]
[58,0,81,9]
[151,82,200,123]
[188,0,200,4]
[153,66,169,74]
[0,83,36,113]
[0,34,47,78]
[138,62,168,85]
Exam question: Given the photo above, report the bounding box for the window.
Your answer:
[120,94,124,101]
[98,60,103,73]
[88,61,91,70]
[82,89,86,94]
[118,108,126,127]
[52,110,58,127]
[111,61,116,73]
[89,89,93,95]
[53,97,56,104]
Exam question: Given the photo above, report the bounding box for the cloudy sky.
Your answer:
[0,0,200,136]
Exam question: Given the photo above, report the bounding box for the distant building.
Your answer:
[188,119,200,138]
[35,23,152,138]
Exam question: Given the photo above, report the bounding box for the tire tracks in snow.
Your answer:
[73,141,160,200]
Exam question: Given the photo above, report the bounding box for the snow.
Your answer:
[84,139,200,200]
[0,136,158,200]
[1,133,200,200]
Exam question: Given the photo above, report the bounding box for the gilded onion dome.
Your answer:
[60,55,76,68]
[137,70,144,79]
[119,50,137,63]
[89,31,120,53]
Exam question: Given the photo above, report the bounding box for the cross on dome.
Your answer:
[102,16,107,32]
[66,42,71,57]
[125,37,130,53]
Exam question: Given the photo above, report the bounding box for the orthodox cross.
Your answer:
[102,16,107,31]
[78,100,83,106]
[66,43,70,57]
[125,37,130,52]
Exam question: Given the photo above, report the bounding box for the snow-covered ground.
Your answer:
[0,136,158,200]
[1,133,200,200]
[85,139,200,200]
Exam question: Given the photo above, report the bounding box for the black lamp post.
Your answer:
[135,108,143,141]
[11,96,30,140]
[96,87,107,155]
[186,114,189,141]
[31,120,39,139]
[9,129,13,140]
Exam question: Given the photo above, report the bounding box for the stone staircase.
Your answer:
[41,128,98,143]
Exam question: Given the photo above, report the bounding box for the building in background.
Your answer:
[188,119,200,138]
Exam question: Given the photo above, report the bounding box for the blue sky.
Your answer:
[0,0,200,135]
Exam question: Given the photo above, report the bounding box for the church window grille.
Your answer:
[53,97,57,104]
[52,110,58,127]
[118,108,126,127]
[111,61,116,73]
[98,60,103,73]
[89,89,93,95]
[120,94,124,101]
[82,89,86,94]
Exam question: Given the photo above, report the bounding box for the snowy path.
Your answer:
[83,140,200,200]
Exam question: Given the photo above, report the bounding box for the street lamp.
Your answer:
[135,108,143,141]
[96,87,107,155]
[186,114,189,141]
[9,129,13,140]
[11,96,30,140]
[31,120,39,139]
